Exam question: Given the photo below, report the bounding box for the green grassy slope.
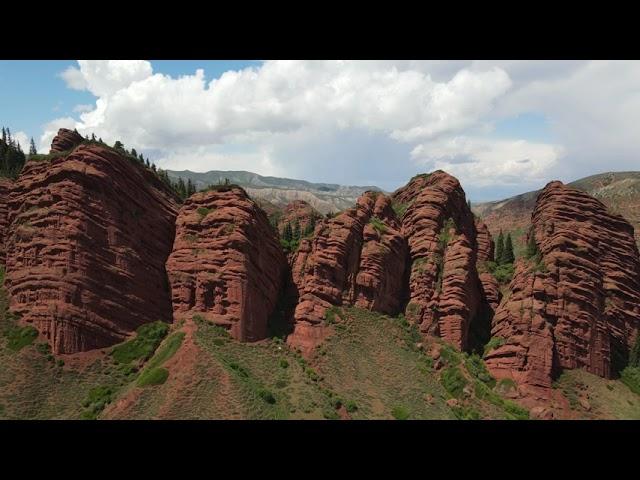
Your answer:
[2,296,639,419]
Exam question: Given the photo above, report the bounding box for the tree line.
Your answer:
[0,127,27,178]
[495,231,515,265]
[278,216,317,253]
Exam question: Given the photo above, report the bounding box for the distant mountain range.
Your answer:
[473,171,640,249]
[167,170,382,215]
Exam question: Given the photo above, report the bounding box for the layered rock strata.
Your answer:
[393,171,486,350]
[0,178,13,263]
[4,139,179,353]
[485,181,640,401]
[287,192,407,353]
[166,186,287,341]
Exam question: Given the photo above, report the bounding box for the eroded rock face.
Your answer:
[393,171,485,350]
[485,181,640,401]
[473,218,501,348]
[4,143,179,353]
[277,200,321,237]
[166,187,287,341]
[287,192,407,353]
[49,128,84,154]
[0,178,13,263]
[475,219,494,264]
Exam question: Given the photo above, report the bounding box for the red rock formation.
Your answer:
[0,177,13,264]
[4,142,179,353]
[287,192,407,354]
[277,200,321,237]
[393,171,484,350]
[49,128,84,154]
[475,218,501,310]
[475,219,494,263]
[166,186,287,341]
[485,181,640,403]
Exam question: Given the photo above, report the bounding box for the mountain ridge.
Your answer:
[167,169,383,215]
[473,171,640,248]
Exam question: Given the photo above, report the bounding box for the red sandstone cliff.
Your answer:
[0,177,13,264]
[49,128,84,154]
[287,192,407,354]
[4,137,179,353]
[393,172,485,351]
[166,186,287,341]
[485,181,640,403]
[277,200,321,236]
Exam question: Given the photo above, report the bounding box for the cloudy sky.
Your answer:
[1,60,638,201]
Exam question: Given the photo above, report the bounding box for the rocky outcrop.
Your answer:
[49,128,84,154]
[277,200,321,237]
[485,181,640,402]
[287,192,407,353]
[0,177,13,263]
[475,219,494,264]
[393,172,485,351]
[475,220,501,307]
[166,186,287,341]
[4,142,179,353]
[473,218,501,348]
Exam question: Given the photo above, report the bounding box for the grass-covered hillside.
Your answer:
[2,282,639,419]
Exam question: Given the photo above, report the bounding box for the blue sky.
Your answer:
[0,60,258,146]
[1,60,637,201]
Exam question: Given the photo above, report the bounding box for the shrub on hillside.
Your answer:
[441,367,468,398]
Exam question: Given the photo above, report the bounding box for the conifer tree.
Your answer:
[525,230,539,259]
[177,177,187,199]
[91,133,96,141]
[187,178,196,196]
[131,148,137,158]
[283,222,293,243]
[502,233,515,264]
[495,231,504,264]
[293,219,301,241]
[29,138,37,155]
[305,216,317,236]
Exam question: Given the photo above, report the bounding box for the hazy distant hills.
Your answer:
[168,169,640,243]
[473,171,640,248]
[167,169,382,215]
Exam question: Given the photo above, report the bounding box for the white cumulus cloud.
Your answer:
[411,136,565,189]
[42,59,640,199]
